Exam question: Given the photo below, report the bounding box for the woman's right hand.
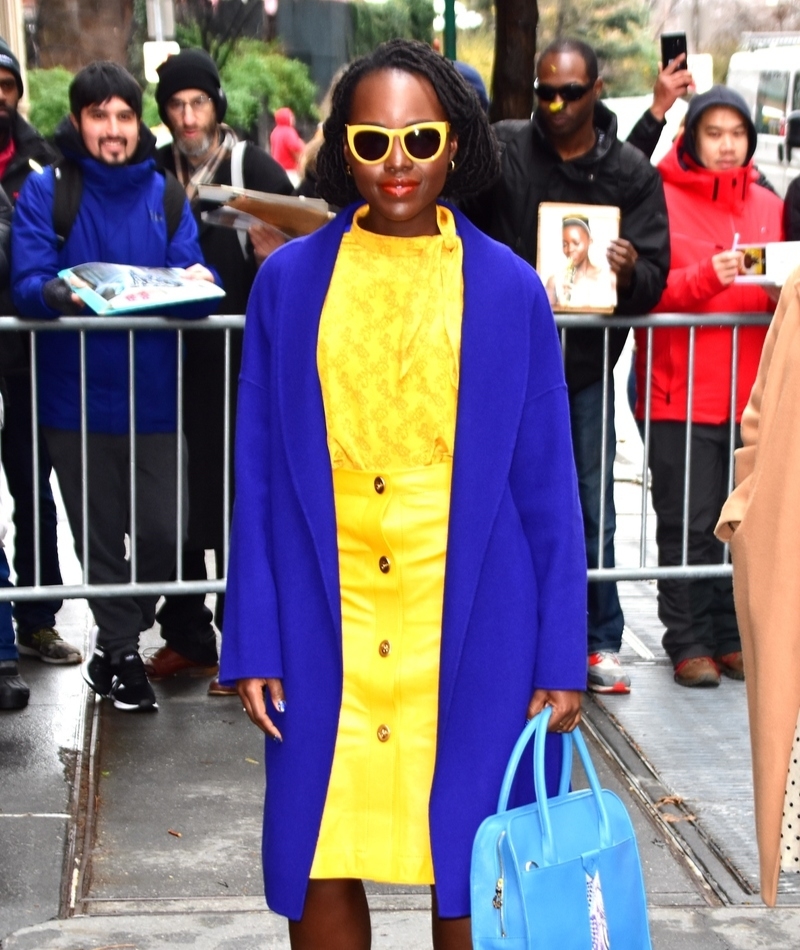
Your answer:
[237,677,286,741]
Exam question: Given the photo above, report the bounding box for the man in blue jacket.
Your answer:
[11,62,218,712]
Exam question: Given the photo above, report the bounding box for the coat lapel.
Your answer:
[276,210,354,632]
[439,211,530,727]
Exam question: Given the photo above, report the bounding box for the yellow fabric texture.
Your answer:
[311,205,463,883]
[316,204,463,470]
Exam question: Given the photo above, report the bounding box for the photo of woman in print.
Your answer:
[544,211,617,312]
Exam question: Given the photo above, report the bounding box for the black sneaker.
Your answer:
[110,652,158,712]
[0,659,30,710]
[82,644,114,698]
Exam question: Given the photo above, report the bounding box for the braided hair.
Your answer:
[316,39,499,209]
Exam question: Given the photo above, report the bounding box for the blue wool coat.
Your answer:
[220,204,588,920]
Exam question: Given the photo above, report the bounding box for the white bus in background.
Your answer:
[726,40,800,196]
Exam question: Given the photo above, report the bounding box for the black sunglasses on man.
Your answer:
[533,79,594,102]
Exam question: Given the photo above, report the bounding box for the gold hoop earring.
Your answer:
[449,159,456,172]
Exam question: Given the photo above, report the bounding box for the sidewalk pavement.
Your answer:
[5,903,800,950]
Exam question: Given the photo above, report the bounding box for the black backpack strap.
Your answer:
[161,169,186,242]
[52,159,83,248]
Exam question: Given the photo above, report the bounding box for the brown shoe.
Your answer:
[143,646,218,680]
[673,656,721,688]
[716,651,745,681]
[208,677,238,697]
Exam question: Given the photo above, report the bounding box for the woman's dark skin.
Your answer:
[237,64,582,950]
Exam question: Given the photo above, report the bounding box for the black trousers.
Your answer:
[154,548,222,665]
[44,428,187,660]
[648,421,741,666]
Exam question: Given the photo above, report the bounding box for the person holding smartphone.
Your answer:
[627,50,694,159]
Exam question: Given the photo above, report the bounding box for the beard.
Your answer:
[175,128,215,160]
[98,137,131,164]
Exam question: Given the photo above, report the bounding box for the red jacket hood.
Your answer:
[274,107,294,126]
[658,134,760,215]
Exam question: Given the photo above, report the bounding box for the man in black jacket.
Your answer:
[0,37,79,668]
[147,49,293,694]
[467,38,670,695]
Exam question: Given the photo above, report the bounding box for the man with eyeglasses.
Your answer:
[467,38,670,696]
[0,37,81,669]
[148,49,293,695]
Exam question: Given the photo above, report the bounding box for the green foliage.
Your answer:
[352,0,434,58]
[538,0,657,97]
[175,20,237,69]
[127,0,149,86]
[28,67,73,139]
[219,40,318,131]
[407,0,435,46]
[142,87,161,129]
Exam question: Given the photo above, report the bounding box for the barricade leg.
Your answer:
[0,550,16,661]
[1,371,62,632]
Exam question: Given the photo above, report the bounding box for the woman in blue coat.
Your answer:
[220,40,587,948]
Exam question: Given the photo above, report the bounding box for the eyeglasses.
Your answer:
[345,122,450,165]
[165,94,213,116]
[533,80,594,102]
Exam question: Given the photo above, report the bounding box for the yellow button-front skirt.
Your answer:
[310,462,452,884]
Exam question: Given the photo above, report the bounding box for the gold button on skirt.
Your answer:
[310,461,452,884]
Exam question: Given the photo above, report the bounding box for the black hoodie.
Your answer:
[680,85,758,169]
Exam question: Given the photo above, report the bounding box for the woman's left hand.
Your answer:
[526,688,582,732]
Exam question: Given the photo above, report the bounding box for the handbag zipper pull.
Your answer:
[494,830,507,937]
[492,877,504,909]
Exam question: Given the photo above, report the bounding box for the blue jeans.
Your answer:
[1,372,63,634]
[0,548,17,661]
[569,380,624,654]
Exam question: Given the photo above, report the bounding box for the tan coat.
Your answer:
[716,267,800,906]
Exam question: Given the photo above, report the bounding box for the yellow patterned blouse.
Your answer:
[317,204,463,470]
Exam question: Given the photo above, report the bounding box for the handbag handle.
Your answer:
[496,707,613,865]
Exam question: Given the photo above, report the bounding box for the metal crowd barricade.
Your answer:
[0,313,244,603]
[0,310,774,604]
[557,311,772,582]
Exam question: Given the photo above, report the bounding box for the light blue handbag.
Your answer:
[471,707,652,949]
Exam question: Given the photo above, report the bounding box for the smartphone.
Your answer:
[661,32,687,70]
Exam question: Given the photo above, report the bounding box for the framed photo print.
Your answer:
[536,202,620,313]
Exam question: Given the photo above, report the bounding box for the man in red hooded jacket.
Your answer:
[269,106,305,177]
[634,85,783,688]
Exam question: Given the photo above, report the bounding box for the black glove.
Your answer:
[42,277,84,315]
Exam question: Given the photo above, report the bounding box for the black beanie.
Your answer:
[155,48,223,124]
[682,85,757,168]
[0,37,22,97]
